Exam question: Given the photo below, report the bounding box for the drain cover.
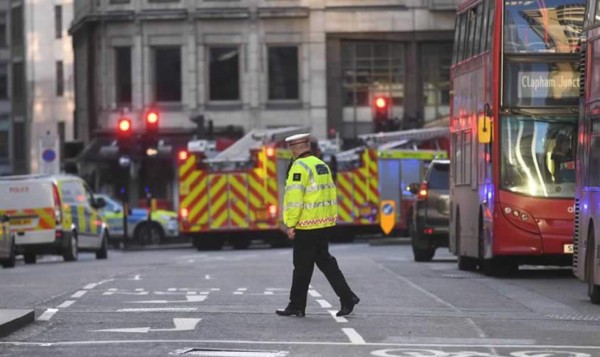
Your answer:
[172,348,289,357]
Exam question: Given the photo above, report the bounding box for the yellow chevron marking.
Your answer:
[77,206,87,232]
[209,176,228,228]
[189,194,209,225]
[181,171,204,208]
[36,207,55,230]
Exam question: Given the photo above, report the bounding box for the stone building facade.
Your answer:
[70,0,457,204]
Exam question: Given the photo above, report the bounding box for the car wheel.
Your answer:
[587,229,600,304]
[24,252,36,264]
[96,233,108,260]
[412,246,435,262]
[135,223,164,245]
[63,232,78,262]
[1,236,16,268]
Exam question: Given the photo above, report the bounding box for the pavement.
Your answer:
[0,309,34,338]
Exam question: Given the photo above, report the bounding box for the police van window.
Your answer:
[60,181,86,205]
[84,187,95,208]
[429,164,450,190]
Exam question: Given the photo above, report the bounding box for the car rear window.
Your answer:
[428,164,449,189]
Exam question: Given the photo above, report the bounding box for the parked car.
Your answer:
[0,174,109,263]
[96,194,178,246]
[408,159,450,262]
[0,215,15,268]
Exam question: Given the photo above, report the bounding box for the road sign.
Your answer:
[38,135,60,175]
[380,200,396,235]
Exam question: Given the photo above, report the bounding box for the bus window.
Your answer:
[504,0,585,53]
[500,116,576,197]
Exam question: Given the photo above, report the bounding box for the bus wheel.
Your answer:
[456,211,477,271]
[586,230,600,304]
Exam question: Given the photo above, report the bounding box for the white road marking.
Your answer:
[172,349,289,357]
[117,308,198,313]
[188,259,195,263]
[128,295,207,304]
[308,290,321,298]
[71,290,87,298]
[317,299,332,308]
[328,310,347,323]
[94,318,201,333]
[103,289,148,296]
[211,288,220,291]
[168,288,177,292]
[57,301,75,308]
[264,291,274,295]
[342,328,366,344]
[7,339,600,350]
[37,309,58,321]
[234,288,247,295]
[132,275,141,281]
[205,274,210,280]
[83,283,97,290]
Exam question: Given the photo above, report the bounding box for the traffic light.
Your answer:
[143,110,160,156]
[117,116,133,155]
[145,110,159,134]
[373,96,392,132]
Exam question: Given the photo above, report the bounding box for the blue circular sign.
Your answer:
[382,203,394,215]
[42,149,56,162]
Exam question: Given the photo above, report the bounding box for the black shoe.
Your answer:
[336,295,360,317]
[276,307,305,317]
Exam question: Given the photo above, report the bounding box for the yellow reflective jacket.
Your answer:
[283,155,337,230]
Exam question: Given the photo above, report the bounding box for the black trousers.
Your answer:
[288,227,355,310]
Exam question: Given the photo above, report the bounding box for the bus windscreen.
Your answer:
[504,0,585,53]
[500,116,576,198]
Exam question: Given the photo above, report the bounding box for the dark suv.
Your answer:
[408,160,450,262]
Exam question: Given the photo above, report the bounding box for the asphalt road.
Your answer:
[0,240,599,357]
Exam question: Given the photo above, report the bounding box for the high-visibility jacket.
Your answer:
[283,155,338,230]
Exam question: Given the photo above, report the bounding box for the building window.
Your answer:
[154,47,181,102]
[0,64,7,99]
[115,47,132,105]
[12,62,23,101]
[268,46,299,100]
[55,5,62,39]
[0,121,8,161]
[421,42,452,122]
[11,5,23,47]
[209,46,240,101]
[56,61,64,97]
[0,12,7,48]
[341,42,404,107]
[13,122,24,163]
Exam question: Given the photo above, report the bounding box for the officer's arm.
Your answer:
[283,164,309,228]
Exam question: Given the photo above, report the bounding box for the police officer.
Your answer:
[276,133,359,318]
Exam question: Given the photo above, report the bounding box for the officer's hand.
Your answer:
[287,228,295,240]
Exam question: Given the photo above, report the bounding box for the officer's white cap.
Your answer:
[285,133,311,145]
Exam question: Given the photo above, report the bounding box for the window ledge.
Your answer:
[265,101,303,110]
[206,102,243,111]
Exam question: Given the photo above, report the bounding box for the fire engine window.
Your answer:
[401,159,421,196]
[154,47,182,102]
[209,46,240,101]
[268,46,299,100]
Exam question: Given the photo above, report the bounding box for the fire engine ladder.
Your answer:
[207,126,310,164]
[358,127,450,151]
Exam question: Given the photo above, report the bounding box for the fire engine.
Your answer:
[333,127,449,240]
[177,127,309,250]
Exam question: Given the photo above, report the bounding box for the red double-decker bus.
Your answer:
[449,0,584,275]
[573,0,600,304]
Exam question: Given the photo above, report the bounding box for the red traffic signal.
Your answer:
[375,97,387,109]
[118,117,132,134]
[145,110,159,132]
[373,96,390,122]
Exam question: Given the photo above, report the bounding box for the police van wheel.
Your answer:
[24,253,36,264]
[135,223,164,245]
[63,233,78,262]
[96,234,108,260]
[1,237,15,268]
